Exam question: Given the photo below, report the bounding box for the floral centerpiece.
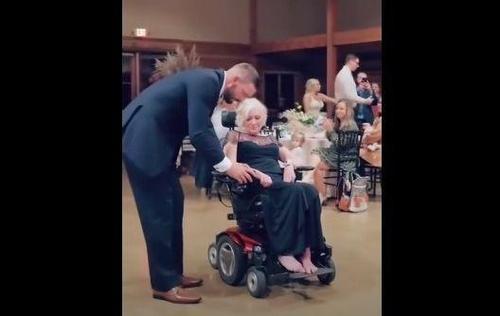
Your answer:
[281,103,322,134]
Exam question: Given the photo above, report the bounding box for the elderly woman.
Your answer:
[223,98,326,274]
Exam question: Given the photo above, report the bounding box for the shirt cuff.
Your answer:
[213,156,232,173]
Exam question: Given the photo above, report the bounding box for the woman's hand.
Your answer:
[323,118,334,132]
[250,168,273,188]
[283,165,296,183]
[259,173,273,188]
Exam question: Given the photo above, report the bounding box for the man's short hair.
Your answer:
[345,54,359,64]
[230,63,260,85]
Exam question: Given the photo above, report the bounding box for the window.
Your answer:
[263,71,298,112]
[122,53,134,109]
[139,53,168,92]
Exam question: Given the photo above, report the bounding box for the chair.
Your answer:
[323,130,364,203]
[209,166,334,298]
[202,111,236,199]
[364,163,381,197]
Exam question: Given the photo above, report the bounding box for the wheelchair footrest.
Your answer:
[288,267,334,279]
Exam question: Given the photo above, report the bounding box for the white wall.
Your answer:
[337,0,382,31]
[123,0,250,43]
[123,0,381,44]
[257,0,326,42]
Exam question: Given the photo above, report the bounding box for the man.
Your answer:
[122,63,258,304]
[334,54,373,109]
[324,54,372,129]
[355,72,375,126]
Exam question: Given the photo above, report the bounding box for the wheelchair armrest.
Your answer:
[213,166,314,185]
[211,170,226,178]
[211,171,248,193]
[211,171,234,183]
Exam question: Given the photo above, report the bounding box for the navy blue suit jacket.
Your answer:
[122,68,225,177]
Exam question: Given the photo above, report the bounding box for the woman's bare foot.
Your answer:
[300,248,318,274]
[301,258,318,274]
[278,255,305,273]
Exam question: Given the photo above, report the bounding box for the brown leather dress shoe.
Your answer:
[152,287,201,304]
[180,275,203,288]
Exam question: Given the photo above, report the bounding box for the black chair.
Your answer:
[202,111,236,199]
[364,163,381,197]
[323,130,364,203]
[221,110,237,129]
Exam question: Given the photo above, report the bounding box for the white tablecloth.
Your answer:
[281,130,331,184]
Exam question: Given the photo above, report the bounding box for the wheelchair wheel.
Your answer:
[318,259,336,285]
[207,243,218,270]
[217,235,247,285]
[246,267,268,298]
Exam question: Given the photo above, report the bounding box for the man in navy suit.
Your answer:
[122,63,258,304]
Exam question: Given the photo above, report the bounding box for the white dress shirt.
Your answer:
[212,71,233,172]
[334,65,370,109]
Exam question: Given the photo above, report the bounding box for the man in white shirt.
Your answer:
[324,54,373,130]
[334,54,373,110]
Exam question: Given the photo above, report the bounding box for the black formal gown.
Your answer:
[232,131,325,256]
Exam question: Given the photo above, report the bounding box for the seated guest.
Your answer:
[362,114,382,145]
[370,82,382,117]
[287,132,307,167]
[362,100,382,145]
[359,106,382,177]
[313,100,359,204]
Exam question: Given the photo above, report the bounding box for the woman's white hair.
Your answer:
[235,98,268,130]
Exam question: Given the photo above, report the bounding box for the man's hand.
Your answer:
[226,162,253,184]
[364,97,374,105]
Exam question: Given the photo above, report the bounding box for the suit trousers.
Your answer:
[123,155,185,292]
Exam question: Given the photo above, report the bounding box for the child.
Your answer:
[288,132,307,167]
